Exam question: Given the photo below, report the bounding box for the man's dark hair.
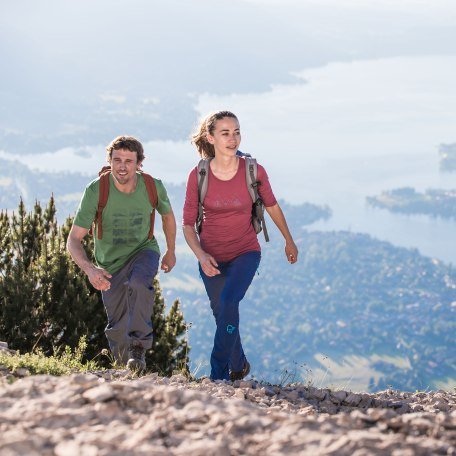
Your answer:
[106,136,145,162]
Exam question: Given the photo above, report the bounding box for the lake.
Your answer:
[195,55,456,264]
[2,55,455,263]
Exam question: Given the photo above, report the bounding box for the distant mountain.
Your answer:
[0,160,89,218]
[367,187,456,220]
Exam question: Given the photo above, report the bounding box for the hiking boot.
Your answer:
[230,360,251,382]
[126,342,146,373]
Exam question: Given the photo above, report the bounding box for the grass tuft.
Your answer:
[0,336,103,377]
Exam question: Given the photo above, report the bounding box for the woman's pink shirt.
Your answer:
[183,158,277,262]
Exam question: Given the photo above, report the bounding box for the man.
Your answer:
[67,135,176,372]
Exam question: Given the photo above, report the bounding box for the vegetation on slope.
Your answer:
[0,197,189,376]
[174,228,456,392]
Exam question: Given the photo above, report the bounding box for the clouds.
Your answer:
[0,139,196,184]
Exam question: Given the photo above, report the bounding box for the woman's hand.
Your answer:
[198,252,220,277]
[265,203,298,264]
[285,240,298,264]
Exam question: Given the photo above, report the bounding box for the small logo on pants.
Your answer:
[226,324,236,334]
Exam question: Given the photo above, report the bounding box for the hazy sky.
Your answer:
[1,0,455,197]
[1,0,455,134]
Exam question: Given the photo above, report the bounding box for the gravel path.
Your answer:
[0,367,455,455]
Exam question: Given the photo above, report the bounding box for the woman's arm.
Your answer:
[265,203,298,264]
[182,225,220,276]
[182,167,221,276]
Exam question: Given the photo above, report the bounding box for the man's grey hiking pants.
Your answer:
[101,249,160,365]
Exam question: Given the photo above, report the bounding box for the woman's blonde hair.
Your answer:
[191,111,238,159]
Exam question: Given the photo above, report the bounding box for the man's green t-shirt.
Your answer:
[74,173,171,274]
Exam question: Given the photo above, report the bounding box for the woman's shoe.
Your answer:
[230,360,251,381]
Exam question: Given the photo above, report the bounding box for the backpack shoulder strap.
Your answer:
[197,159,210,202]
[245,156,270,242]
[244,157,258,203]
[93,169,111,240]
[139,172,158,239]
[140,172,158,208]
[196,159,211,233]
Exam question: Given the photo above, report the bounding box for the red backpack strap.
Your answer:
[89,167,111,240]
[95,170,111,239]
[140,172,158,239]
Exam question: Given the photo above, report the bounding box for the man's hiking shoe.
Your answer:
[126,342,146,373]
[230,360,251,381]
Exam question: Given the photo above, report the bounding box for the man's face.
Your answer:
[109,148,141,187]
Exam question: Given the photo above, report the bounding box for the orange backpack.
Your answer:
[91,166,158,240]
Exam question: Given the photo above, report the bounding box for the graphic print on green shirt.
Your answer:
[74,173,171,274]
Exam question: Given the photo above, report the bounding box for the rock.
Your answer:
[308,387,327,401]
[345,393,362,407]
[411,404,424,412]
[319,400,339,414]
[70,373,99,386]
[330,390,347,403]
[0,341,17,355]
[433,400,450,412]
[0,372,454,455]
[170,374,188,384]
[54,441,98,456]
[13,368,30,378]
[366,408,397,420]
[82,384,115,402]
[234,389,245,399]
[286,390,299,401]
[262,386,276,397]
[358,395,373,408]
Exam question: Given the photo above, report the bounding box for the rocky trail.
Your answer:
[0,364,455,456]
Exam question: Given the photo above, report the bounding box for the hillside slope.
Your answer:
[163,229,456,392]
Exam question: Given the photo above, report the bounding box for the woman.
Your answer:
[182,111,298,381]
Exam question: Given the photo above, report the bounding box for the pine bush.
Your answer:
[0,197,189,374]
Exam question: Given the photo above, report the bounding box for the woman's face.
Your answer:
[207,117,241,156]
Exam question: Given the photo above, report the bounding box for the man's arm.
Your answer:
[265,203,298,264]
[66,224,112,290]
[160,210,177,273]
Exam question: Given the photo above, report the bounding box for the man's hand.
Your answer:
[86,266,112,291]
[67,224,112,290]
[285,240,298,264]
[161,210,177,273]
[161,250,176,273]
[198,252,220,277]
